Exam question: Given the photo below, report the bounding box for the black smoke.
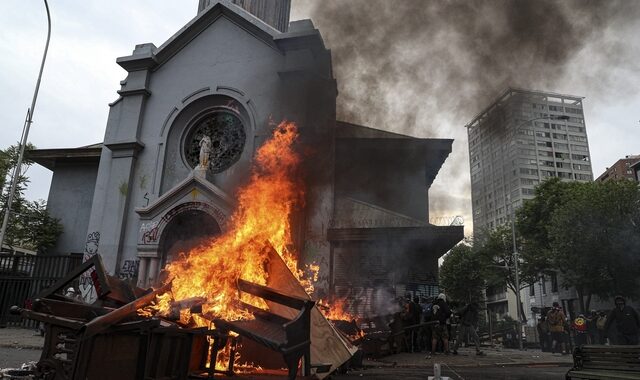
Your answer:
[294,0,639,233]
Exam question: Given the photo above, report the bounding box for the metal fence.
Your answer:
[0,253,83,327]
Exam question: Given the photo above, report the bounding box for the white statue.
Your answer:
[199,135,211,169]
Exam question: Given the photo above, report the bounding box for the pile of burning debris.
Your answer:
[9,249,365,380]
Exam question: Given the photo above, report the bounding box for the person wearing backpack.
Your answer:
[546,302,567,354]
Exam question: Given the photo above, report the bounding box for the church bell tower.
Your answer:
[198,0,291,32]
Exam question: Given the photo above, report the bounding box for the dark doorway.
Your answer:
[160,210,221,267]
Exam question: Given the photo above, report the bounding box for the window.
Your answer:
[539,150,553,157]
[572,154,589,161]
[522,188,536,195]
[551,272,559,293]
[548,105,560,111]
[518,129,535,136]
[521,178,539,186]
[520,168,538,176]
[571,144,588,152]
[536,131,551,138]
[573,163,591,171]
[519,148,536,156]
[541,170,556,177]
[565,107,582,114]
[557,171,572,179]
[567,126,584,133]
[530,284,535,296]
[553,133,567,140]
[537,141,552,148]
[540,160,554,167]
[541,276,547,295]
[569,135,587,142]
[554,142,568,150]
[575,173,592,180]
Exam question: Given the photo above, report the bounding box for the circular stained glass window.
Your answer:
[184,111,246,174]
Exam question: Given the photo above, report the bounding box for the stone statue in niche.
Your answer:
[198,135,211,169]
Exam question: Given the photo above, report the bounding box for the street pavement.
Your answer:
[0,328,572,379]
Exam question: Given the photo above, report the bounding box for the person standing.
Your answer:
[572,314,589,346]
[586,310,598,344]
[604,295,640,345]
[426,293,451,359]
[546,302,567,354]
[537,315,550,351]
[451,302,485,356]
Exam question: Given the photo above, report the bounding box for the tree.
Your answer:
[0,144,63,253]
[517,177,640,312]
[549,180,640,311]
[439,242,486,304]
[475,225,538,322]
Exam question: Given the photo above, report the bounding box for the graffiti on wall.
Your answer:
[118,259,140,280]
[80,231,100,301]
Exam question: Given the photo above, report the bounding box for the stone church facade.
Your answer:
[31,0,462,314]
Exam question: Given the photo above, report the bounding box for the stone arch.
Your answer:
[158,208,221,268]
[136,200,228,287]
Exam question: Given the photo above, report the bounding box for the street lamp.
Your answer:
[506,113,570,350]
[0,0,51,251]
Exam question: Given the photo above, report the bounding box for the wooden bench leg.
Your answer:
[284,352,302,380]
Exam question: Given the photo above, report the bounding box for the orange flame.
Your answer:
[147,121,311,325]
[318,298,357,322]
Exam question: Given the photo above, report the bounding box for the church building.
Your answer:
[30,0,463,315]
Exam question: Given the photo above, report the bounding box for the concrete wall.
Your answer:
[47,162,99,254]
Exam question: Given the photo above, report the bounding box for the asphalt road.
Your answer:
[0,347,41,369]
[1,346,568,379]
[332,364,569,380]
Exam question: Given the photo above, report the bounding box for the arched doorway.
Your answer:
[159,209,221,267]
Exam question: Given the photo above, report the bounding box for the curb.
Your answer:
[369,360,573,369]
[0,344,43,351]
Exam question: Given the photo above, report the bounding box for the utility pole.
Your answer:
[0,0,51,251]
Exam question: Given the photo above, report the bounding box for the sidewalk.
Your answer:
[0,328,44,350]
[366,346,573,368]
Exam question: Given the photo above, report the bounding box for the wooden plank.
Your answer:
[81,281,172,338]
[261,244,357,379]
[237,279,309,310]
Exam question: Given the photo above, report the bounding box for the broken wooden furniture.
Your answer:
[213,279,315,380]
[9,254,204,380]
[566,344,640,380]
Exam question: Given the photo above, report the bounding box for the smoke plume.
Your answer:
[293,0,640,235]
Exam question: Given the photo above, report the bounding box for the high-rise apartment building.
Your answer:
[466,88,594,323]
[466,88,594,239]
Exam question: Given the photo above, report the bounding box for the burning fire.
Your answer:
[318,298,356,321]
[143,121,313,325]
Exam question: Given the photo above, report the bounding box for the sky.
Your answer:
[1,1,639,238]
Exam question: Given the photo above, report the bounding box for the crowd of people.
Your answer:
[537,296,640,354]
[396,293,484,359]
[395,293,639,359]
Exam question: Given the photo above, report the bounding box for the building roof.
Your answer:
[465,87,585,129]
[27,144,102,171]
[116,0,327,73]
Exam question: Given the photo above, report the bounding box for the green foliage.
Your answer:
[440,242,485,304]
[475,225,537,294]
[1,144,63,253]
[517,177,640,311]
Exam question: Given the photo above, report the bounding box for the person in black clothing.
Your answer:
[604,295,640,345]
[426,293,451,359]
[451,302,484,355]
